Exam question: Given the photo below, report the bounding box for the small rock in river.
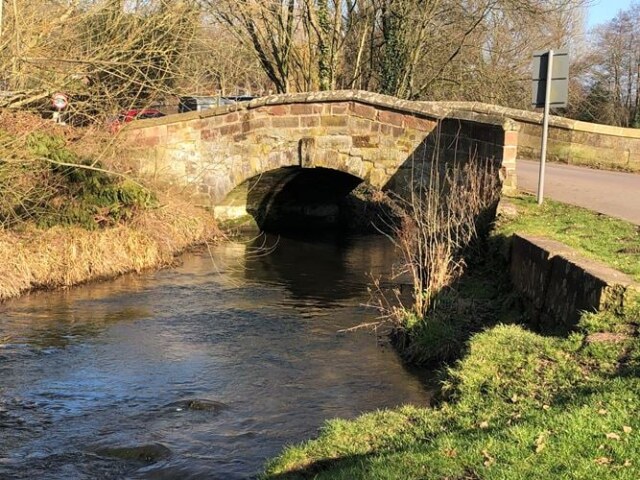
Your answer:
[165,399,228,413]
[96,443,172,463]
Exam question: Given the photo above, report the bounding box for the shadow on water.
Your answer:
[241,232,396,305]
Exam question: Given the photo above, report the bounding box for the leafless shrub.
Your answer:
[387,153,502,322]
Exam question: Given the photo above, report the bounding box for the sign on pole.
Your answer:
[531,49,569,205]
[51,93,69,125]
[51,92,69,111]
[532,49,569,108]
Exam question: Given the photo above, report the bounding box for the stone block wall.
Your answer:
[510,233,639,333]
[429,101,640,172]
[123,91,517,217]
[518,121,640,171]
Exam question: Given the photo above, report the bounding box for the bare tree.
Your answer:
[0,0,199,118]
[579,3,640,127]
[206,0,298,94]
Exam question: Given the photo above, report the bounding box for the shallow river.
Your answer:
[0,234,431,479]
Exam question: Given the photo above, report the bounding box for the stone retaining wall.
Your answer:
[510,233,639,333]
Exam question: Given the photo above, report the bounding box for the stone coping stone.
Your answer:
[125,90,640,140]
[425,101,640,139]
[123,90,511,132]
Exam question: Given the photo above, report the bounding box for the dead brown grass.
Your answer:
[0,197,219,302]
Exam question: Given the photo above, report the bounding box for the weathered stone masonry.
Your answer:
[510,233,639,333]
[430,101,640,171]
[124,91,519,221]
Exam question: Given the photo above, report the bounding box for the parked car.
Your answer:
[178,95,256,113]
[109,108,165,133]
[222,95,256,103]
[178,96,227,113]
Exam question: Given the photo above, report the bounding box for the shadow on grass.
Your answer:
[266,453,378,480]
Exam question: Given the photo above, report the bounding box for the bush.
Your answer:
[393,299,467,365]
[0,130,155,229]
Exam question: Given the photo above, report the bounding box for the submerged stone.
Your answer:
[96,443,171,463]
[165,398,228,413]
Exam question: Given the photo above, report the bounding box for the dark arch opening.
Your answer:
[219,167,400,233]
[248,167,361,232]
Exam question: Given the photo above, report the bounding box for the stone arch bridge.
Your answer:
[124,91,519,228]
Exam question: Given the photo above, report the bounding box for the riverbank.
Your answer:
[0,113,219,302]
[0,197,218,302]
[263,196,640,479]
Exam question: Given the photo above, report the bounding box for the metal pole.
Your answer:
[537,49,554,205]
[0,0,4,37]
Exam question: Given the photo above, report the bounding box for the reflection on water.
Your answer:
[0,234,430,479]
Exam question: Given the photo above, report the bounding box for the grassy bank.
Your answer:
[264,198,640,479]
[497,195,640,281]
[0,198,218,302]
[266,313,640,479]
[0,113,219,301]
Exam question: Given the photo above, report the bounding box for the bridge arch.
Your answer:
[224,166,365,231]
[125,91,518,227]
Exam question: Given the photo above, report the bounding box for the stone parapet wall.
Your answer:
[510,233,639,333]
[124,91,517,214]
[428,101,640,171]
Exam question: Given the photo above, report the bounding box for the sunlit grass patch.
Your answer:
[265,315,640,479]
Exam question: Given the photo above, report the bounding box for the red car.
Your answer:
[109,108,165,133]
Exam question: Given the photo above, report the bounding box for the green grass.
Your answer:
[264,314,640,479]
[391,237,521,366]
[497,195,640,281]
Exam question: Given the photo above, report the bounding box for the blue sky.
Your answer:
[587,0,636,27]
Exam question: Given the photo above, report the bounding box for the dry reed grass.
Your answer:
[0,197,219,302]
[388,155,502,320]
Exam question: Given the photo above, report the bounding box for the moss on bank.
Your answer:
[1,126,154,230]
[0,114,219,301]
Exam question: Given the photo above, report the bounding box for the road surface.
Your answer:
[516,159,640,225]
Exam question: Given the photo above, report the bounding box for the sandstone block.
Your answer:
[404,116,436,132]
[331,102,350,115]
[321,116,348,127]
[272,117,300,129]
[316,135,353,151]
[267,105,289,116]
[352,135,380,148]
[290,104,319,115]
[345,156,364,177]
[352,103,377,121]
[219,124,241,136]
[504,130,519,146]
[300,116,321,127]
[378,109,405,127]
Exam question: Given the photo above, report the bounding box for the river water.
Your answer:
[0,234,431,479]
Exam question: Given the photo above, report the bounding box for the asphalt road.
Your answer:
[516,159,640,225]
